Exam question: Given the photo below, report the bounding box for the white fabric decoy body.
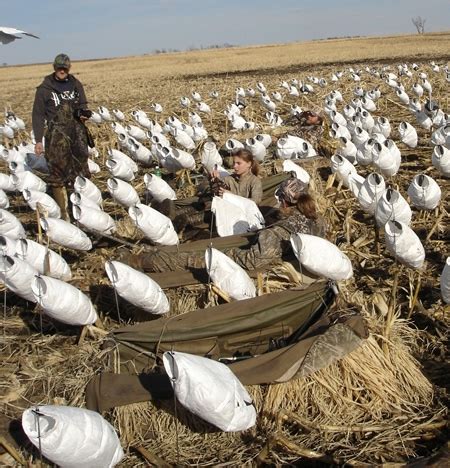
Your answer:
[72,205,116,235]
[40,218,92,251]
[163,351,257,432]
[290,233,353,281]
[22,405,124,468]
[144,173,176,203]
[374,188,412,227]
[407,174,441,210]
[0,208,25,239]
[441,257,450,304]
[105,260,170,314]
[357,173,386,214]
[384,220,425,269]
[205,248,256,300]
[31,275,98,326]
[107,178,140,208]
[0,255,38,302]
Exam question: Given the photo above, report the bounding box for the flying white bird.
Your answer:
[0,27,39,44]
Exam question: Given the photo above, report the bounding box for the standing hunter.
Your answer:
[32,53,93,220]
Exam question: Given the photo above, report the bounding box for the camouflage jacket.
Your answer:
[223,172,263,204]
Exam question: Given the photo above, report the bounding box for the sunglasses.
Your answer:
[55,67,69,72]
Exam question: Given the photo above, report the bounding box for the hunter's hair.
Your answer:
[296,193,317,220]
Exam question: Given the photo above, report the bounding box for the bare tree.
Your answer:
[412,16,426,34]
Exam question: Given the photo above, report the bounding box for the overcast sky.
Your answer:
[1,0,449,66]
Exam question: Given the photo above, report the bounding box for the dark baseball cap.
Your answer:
[53,53,71,69]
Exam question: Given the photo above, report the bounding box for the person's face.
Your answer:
[233,156,252,176]
[54,66,70,80]
[306,114,320,125]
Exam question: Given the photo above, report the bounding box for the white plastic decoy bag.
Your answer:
[143,173,176,202]
[384,220,425,269]
[105,260,169,314]
[72,205,116,235]
[40,218,92,251]
[211,195,264,237]
[357,173,386,215]
[22,405,124,468]
[23,189,61,218]
[407,174,441,210]
[107,178,140,208]
[163,351,256,432]
[74,176,102,206]
[31,275,98,325]
[0,209,26,239]
[374,188,412,227]
[205,248,256,300]
[0,255,38,302]
[440,257,450,304]
[282,160,310,186]
[15,238,71,281]
[290,233,353,281]
[128,204,178,245]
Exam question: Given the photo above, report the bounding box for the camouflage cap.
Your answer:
[53,53,71,69]
[275,176,309,205]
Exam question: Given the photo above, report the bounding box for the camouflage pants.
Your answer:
[45,104,91,188]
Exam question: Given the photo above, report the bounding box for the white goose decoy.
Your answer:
[98,106,112,122]
[0,27,39,44]
[180,96,191,108]
[441,258,450,304]
[407,174,441,210]
[112,109,125,121]
[209,90,219,99]
[374,188,412,227]
[432,145,450,177]
[384,220,425,269]
[191,91,202,102]
[245,87,256,97]
[151,103,163,113]
[412,83,424,97]
[398,121,418,148]
[357,172,386,214]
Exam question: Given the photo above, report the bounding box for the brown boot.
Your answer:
[52,186,70,222]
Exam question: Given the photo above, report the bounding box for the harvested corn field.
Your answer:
[0,33,449,466]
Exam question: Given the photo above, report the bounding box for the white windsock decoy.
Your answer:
[342,104,355,119]
[374,188,412,227]
[371,141,401,177]
[236,86,246,98]
[144,173,176,202]
[243,121,256,131]
[161,147,195,172]
[354,86,365,97]
[330,154,357,187]
[359,110,375,133]
[210,90,219,99]
[205,248,256,301]
[271,91,283,102]
[407,174,441,210]
[384,220,425,269]
[112,108,125,121]
[432,145,450,177]
[0,173,16,192]
[291,233,353,281]
[291,104,303,116]
[357,173,386,214]
[22,189,61,218]
[256,81,267,93]
[261,96,276,112]
[0,124,14,139]
[22,405,123,468]
[151,102,163,113]
[353,126,370,148]
[289,85,299,97]
[347,172,365,198]
[330,123,352,141]
[106,158,135,182]
[229,113,246,131]
[180,96,191,108]
[74,176,102,206]
[398,121,418,148]
[245,87,256,97]
[396,88,410,105]
[245,137,266,162]
[88,111,102,124]
[105,261,169,314]
[192,121,208,141]
[107,148,139,172]
[0,209,25,239]
[191,91,202,102]
[163,351,256,432]
[40,218,92,251]
[421,78,432,95]
[409,98,422,113]
[32,275,98,325]
[201,141,222,171]
[412,83,424,97]
[255,133,272,148]
[111,121,127,135]
[131,110,151,129]
[15,238,71,281]
[10,172,47,192]
[282,160,310,186]
[180,122,194,138]
[171,127,195,151]
[166,115,184,130]
[0,255,38,302]
[129,204,178,245]
[413,110,433,130]
[330,110,347,127]
[337,137,357,164]
[98,106,112,122]
[0,235,16,256]
[70,192,101,211]
[440,258,450,303]
[0,189,9,209]
[197,102,211,114]
[225,138,245,154]
[276,136,302,160]
[130,141,153,166]
[266,112,283,127]
[188,111,202,127]
[361,96,377,112]
[107,178,139,208]
[296,140,317,159]
[88,159,100,174]
[126,124,147,141]
[72,205,116,235]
